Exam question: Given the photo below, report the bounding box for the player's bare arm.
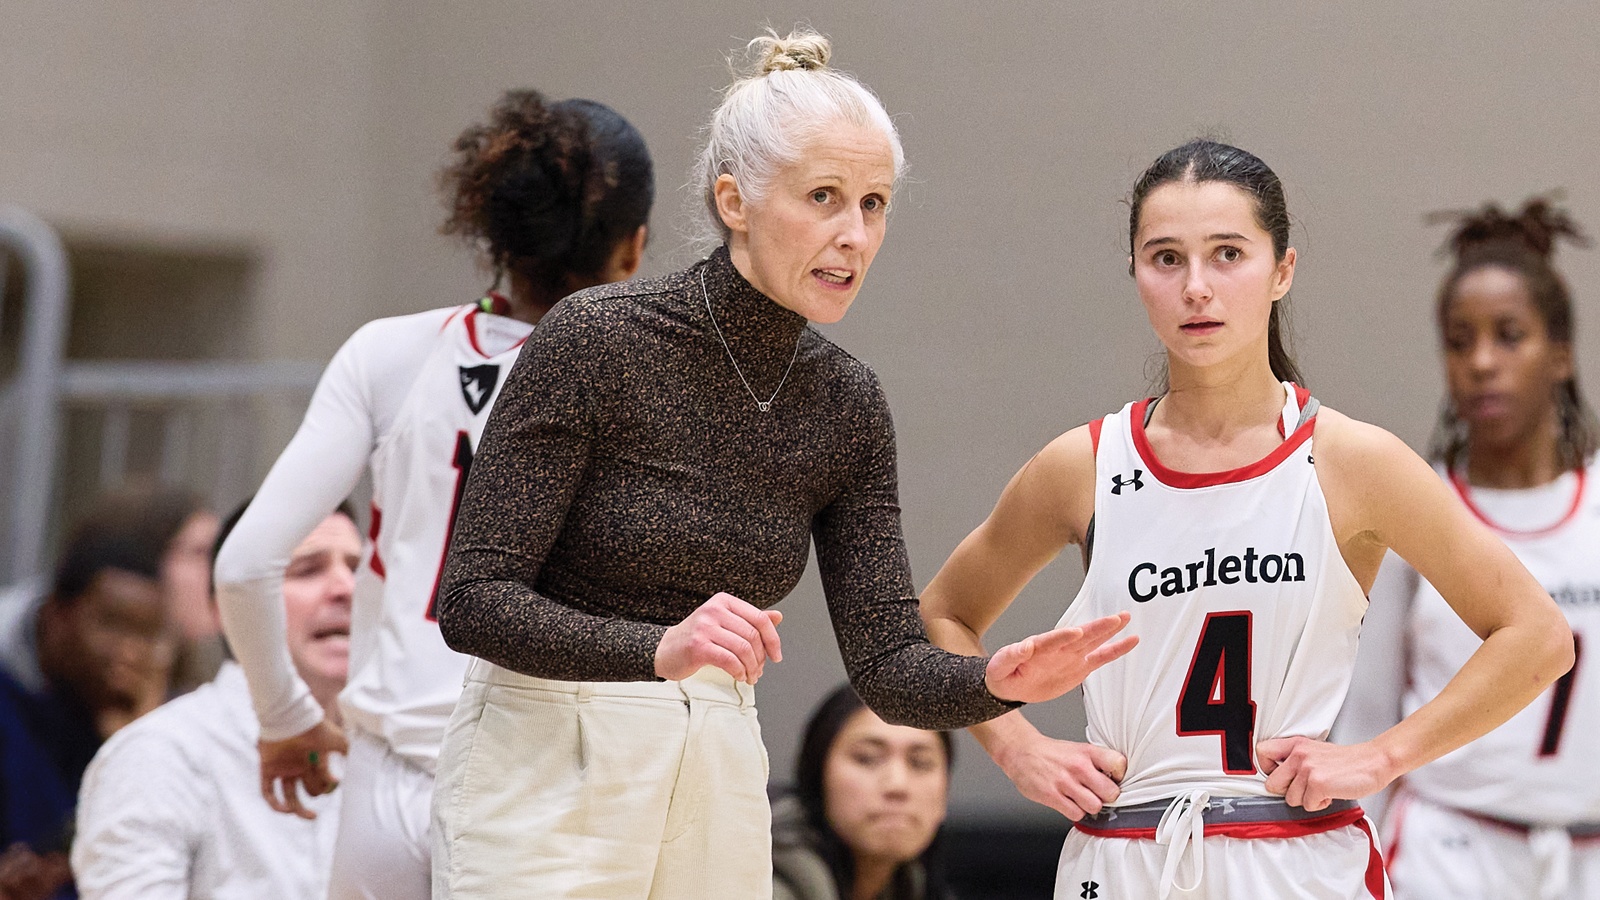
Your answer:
[922,424,1135,819]
[1259,409,1574,811]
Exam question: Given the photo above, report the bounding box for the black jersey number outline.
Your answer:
[1538,633,1582,757]
[426,431,474,621]
[1176,610,1257,774]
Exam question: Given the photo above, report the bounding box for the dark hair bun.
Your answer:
[1433,195,1591,261]
[439,89,653,295]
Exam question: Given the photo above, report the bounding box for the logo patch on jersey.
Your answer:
[1111,470,1144,494]
[458,364,501,414]
[1080,882,1100,899]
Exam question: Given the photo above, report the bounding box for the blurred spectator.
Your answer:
[0,512,170,900]
[774,684,957,900]
[60,486,221,695]
[72,501,358,899]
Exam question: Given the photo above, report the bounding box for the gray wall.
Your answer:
[6,1,1599,821]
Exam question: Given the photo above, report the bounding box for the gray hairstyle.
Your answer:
[692,28,906,248]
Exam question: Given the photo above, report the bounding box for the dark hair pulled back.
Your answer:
[1128,139,1303,388]
[1426,196,1597,470]
[794,685,955,900]
[439,90,654,301]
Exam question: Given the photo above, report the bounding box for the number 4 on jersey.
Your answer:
[1177,611,1258,774]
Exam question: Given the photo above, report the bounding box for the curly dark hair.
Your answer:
[439,90,654,302]
[1426,196,1597,470]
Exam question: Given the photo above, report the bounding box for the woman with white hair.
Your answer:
[429,28,1137,899]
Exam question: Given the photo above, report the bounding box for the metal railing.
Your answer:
[0,206,322,583]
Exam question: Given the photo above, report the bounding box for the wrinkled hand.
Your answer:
[655,592,783,684]
[1257,736,1396,812]
[259,718,347,819]
[996,733,1127,821]
[0,843,71,900]
[985,612,1137,704]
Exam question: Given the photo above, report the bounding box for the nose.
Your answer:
[329,562,357,603]
[881,757,912,797]
[835,205,868,251]
[1183,259,1212,302]
[1468,335,1498,376]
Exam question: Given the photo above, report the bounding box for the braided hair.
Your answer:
[1426,196,1597,470]
[439,90,654,303]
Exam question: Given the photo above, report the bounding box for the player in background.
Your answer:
[1335,198,1600,900]
[212,90,654,900]
[920,141,1573,899]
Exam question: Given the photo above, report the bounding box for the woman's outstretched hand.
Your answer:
[985,612,1137,704]
[655,592,783,684]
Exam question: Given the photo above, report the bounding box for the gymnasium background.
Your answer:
[4,1,1599,829]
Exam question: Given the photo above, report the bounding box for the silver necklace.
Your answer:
[700,268,800,413]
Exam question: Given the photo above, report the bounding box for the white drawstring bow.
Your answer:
[1155,790,1211,898]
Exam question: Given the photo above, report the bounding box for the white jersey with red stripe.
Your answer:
[1400,458,1600,825]
[215,302,531,774]
[1060,382,1370,807]
[347,304,530,768]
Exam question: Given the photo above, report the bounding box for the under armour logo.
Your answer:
[458,364,501,414]
[1111,470,1144,494]
[1080,882,1100,899]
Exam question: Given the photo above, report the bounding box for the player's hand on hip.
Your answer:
[1258,735,1396,812]
[985,612,1137,704]
[996,732,1127,821]
[655,591,783,684]
[259,717,347,820]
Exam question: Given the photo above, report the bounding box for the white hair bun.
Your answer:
[749,29,831,74]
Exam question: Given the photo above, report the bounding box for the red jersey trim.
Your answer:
[1354,816,1390,898]
[1130,397,1317,489]
[462,307,531,361]
[1089,418,1104,457]
[1276,385,1311,438]
[1074,804,1365,840]
[438,305,467,336]
[1447,465,1586,538]
[367,502,386,579]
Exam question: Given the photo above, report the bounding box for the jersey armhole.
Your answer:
[1088,417,1104,457]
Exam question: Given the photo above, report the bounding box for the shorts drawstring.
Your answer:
[1155,789,1210,898]
[1529,824,1572,900]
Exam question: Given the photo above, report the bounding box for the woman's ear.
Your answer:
[602,225,648,282]
[714,174,748,234]
[1271,247,1297,302]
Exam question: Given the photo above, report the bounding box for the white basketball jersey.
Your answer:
[1402,459,1600,824]
[1061,383,1369,806]
[345,305,531,770]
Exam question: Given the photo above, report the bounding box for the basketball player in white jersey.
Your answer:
[212,90,653,900]
[1336,198,1600,900]
[920,140,1573,899]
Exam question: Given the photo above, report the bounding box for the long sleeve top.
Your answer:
[437,246,1015,729]
[73,664,339,900]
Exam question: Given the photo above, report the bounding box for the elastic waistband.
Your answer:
[1076,796,1363,840]
[1456,807,1600,840]
[465,660,756,709]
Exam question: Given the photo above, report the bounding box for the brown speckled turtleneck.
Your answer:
[438,245,1015,729]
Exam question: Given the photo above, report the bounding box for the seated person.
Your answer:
[0,514,170,900]
[774,684,957,900]
[71,502,359,900]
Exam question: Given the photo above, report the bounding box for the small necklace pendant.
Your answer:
[757,401,771,413]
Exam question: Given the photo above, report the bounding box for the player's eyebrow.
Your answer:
[1140,232,1251,251]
